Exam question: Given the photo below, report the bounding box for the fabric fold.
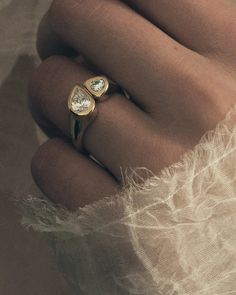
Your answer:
[22,104,236,295]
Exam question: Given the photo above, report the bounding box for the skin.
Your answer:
[30,0,236,210]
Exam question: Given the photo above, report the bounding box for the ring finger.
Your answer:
[29,55,167,181]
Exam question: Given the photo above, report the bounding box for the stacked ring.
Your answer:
[68,76,125,151]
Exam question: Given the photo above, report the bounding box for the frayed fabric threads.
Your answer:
[22,104,236,295]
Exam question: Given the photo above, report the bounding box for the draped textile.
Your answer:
[23,104,236,295]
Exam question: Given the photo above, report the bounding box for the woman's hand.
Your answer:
[29,0,236,209]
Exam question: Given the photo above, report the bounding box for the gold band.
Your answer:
[68,76,119,151]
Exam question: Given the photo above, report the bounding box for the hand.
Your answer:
[29,0,236,209]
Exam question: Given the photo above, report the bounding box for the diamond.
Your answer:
[90,79,105,92]
[71,89,92,112]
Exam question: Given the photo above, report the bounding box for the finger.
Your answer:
[28,56,93,139]
[36,12,77,60]
[29,55,162,181]
[29,99,63,138]
[38,0,195,110]
[124,0,236,56]
[31,137,118,210]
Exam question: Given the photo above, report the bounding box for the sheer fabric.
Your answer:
[23,104,236,295]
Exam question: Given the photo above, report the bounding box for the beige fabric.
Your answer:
[22,103,236,295]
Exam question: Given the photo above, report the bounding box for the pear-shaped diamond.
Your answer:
[71,89,92,112]
[90,79,105,92]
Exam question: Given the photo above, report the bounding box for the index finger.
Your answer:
[37,12,77,59]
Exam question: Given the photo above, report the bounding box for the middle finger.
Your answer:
[43,0,197,110]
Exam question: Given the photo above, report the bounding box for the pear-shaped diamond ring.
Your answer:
[68,76,124,152]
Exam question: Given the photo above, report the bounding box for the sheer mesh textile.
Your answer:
[23,104,236,295]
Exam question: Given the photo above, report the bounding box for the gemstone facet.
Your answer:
[71,89,92,113]
[90,79,105,92]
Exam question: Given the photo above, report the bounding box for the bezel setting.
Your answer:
[84,76,109,98]
[68,85,96,116]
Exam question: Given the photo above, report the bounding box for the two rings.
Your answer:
[68,76,128,151]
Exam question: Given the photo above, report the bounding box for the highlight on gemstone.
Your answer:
[90,78,105,92]
[70,88,92,113]
[84,76,109,98]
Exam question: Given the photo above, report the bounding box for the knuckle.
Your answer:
[189,62,234,126]
[29,55,67,109]
[31,138,61,182]
[31,141,49,183]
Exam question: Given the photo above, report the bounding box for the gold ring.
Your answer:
[68,76,123,151]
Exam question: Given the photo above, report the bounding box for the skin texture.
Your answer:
[30,0,236,209]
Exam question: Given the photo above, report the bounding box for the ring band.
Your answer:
[68,76,121,151]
